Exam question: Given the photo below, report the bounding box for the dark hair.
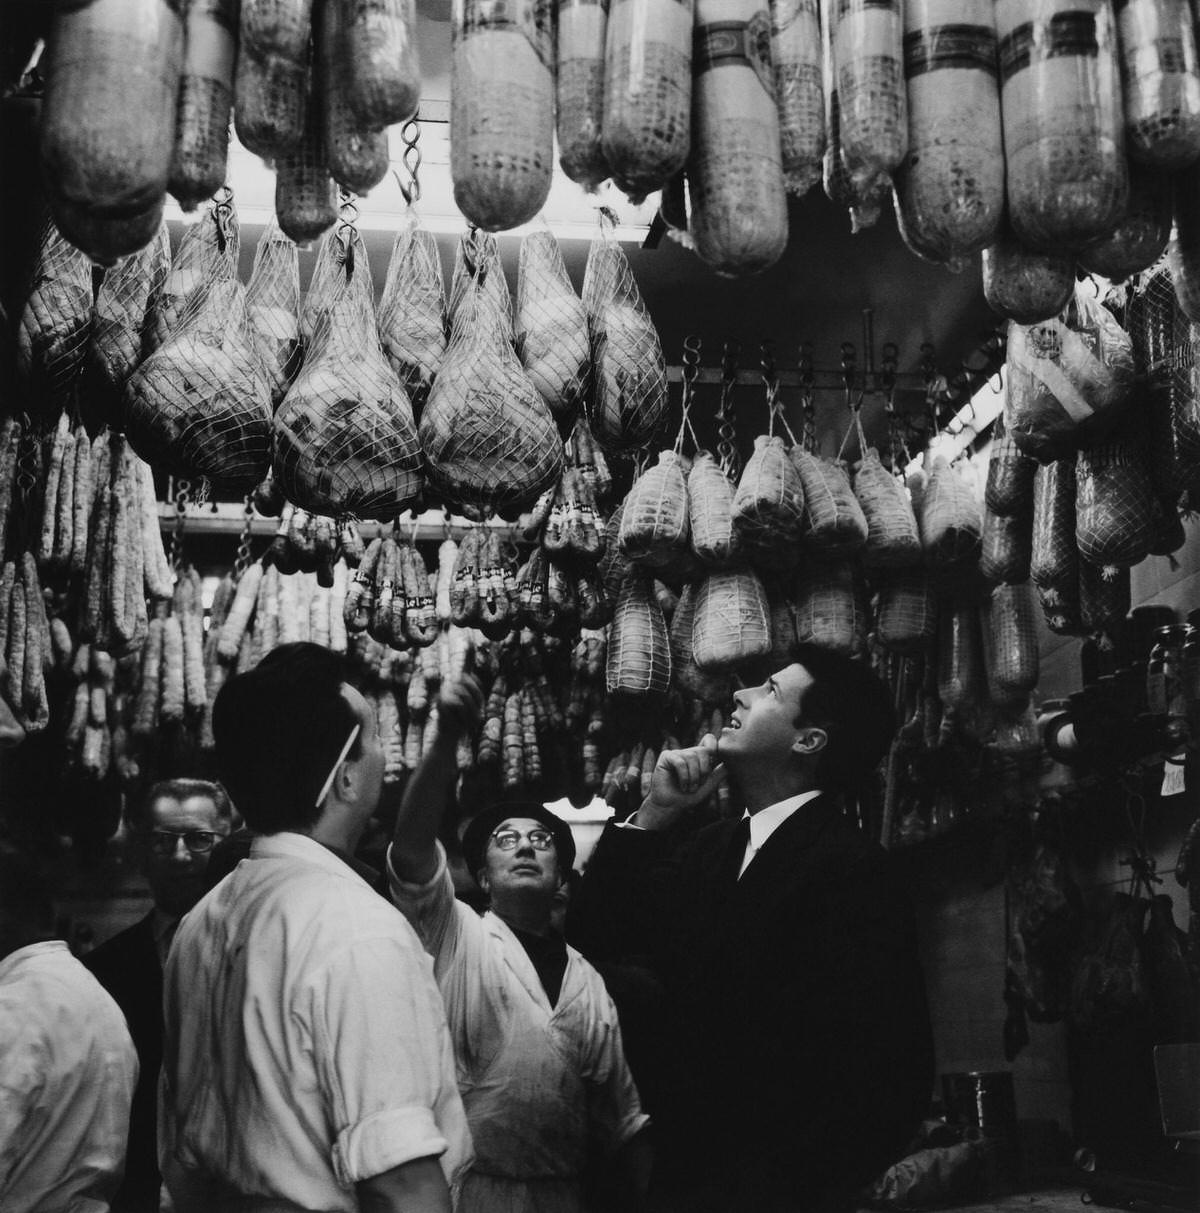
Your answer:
[211,643,360,835]
[789,645,895,790]
[0,845,54,942]
[128,778,234,833]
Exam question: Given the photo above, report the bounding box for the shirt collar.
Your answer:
[249,831,378,891]
[743,789,825,854]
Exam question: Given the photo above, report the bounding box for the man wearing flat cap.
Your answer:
[388,671,652,1213]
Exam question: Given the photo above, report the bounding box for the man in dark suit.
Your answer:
[571,645,934,1213]
[84,778,233,1213]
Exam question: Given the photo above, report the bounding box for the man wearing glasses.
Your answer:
[388,672,652,1213]
[160,643,471,1213]
[84,777,233,1213]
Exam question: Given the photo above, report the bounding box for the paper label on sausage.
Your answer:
[903,23,997,78]
[694,12,775,96]
[1009,321,1098,424]
[999,13,1099,82]
[461,0,554,67]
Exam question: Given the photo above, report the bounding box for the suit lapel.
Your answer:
[735,795,843,897]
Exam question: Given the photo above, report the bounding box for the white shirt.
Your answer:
[737,790,825,878]
[388,843,649,1213]
[161,831,472,1212]
[0,940,138,1213]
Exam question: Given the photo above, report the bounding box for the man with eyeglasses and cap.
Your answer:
[84,777,233,1213]
[160,643,471,1213]
[387,670,652,1213]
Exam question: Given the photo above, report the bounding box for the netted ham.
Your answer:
[792,448,867,557]
[1147,377,1200,497]
[275,77,338,244]
[853,447,922,567]
[894,0,1004,269]
[1075,441,1154,572]
[996,0,1128,250]
[451,0,553,230]
[618,450,690,566]
[39,0,182,263]
[767,584,798,666]
[126,277,272,492]
[90,222,171,401]
[169,0,237,210]
[245,218,301,410]
[731,435,806,559]
[515,231,591,430]
[582,231,668,453]
[606,572,672,697]
[449,230,511,334]
[820,0,890,232]
[148,199,240,354]
[1079,556,1130,632]
[688,450,739,565]
[1169,161,1200,321]
[378,223,446,416]
[1077,164,1171,283]
[1005,286,1136,462]
[985,415,1037,516]
[980,507,1032,584]
[1030,458,1079,625]
[919,456,982,566]
[420,273,563,516]
[670,582,733,702]
[557,0,610,188]
[235,0,311,158]
[982,228,1075,324]
[937,595,985,714]
[602,0,694,200]
[875,568,937,654]
[691,567,772,672]
[1116,0,1200,169]
[318,0,390,196]
[792,559,870,658]
[985,582,1039,708]
[340,0,419,129]
[274,231,423,517]
[832,0,907,192]
[689,0,788,276]
[770,0,824,197]
[17,219,94,414]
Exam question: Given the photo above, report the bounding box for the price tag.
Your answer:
[1161,754,1188,798]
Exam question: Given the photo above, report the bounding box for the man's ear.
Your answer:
[792,726,827,758]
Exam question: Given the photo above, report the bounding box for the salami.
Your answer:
[1078,162,1171,283]
[982,228,1074,324]
[996,0,1127,249]
[235,0,313,158]
[894,0,1004,268]
[341,0,420,129]
[689,0,789,275]
[769,0,824,196]
[557,0,611,188]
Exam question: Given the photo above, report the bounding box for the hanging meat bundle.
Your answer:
[1030,459,1079,631]
[1074,441,1155,573]
[984,582,1039,708]
[602,0,695,199]
[769,0,824,197]
[515,231,592,431]
[995,0,1128,250]
[275,72,339,243]
[606,572,672,697]
[792,559,870,658]
[339,0,420,130]
[1077,163,1171,283]
[125,274,273,493]
[582,230,668,453]
[688,0,789,276]
[619,451,691,567]
[731,434,806,563]
[894,0,1004,269]
[245,217,302,410]
[451,0,554,230]
[420,253,563,516]
[853,447,922,567]
[919,456,982,567]
[557,0,611,188]
[378,224,447,416]
[792,447,867,558]
[39,0,183,262]
[982,227,1075,325]
[274,230,424,516]
[691,566,771,671]
[688,451,739,565]
[235,0,312,158]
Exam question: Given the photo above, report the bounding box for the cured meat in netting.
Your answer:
[1079,556,1130,633]
[274,230,423,517]
[17,218,93,415]
[582,228,668,453]
[688,450,739,566]
[670,581,733,702]
[852,447,922,568]
[982,226,1075,325]
[1077,163,1171,284]
[691,566,771,673]
[791,559,870,658]
[557,0,610,189]
[125,276,272,492]
[770,0,824,197]
[515,230,591,431]
[874,568,937,655]
[792,447,867,557]
[420,262,563,517]
[984,414,1037,516]
[984,582,1039,709]
[448,229,511,334]
[980,507,1032,585]
[90,222,171,402]
[245,217,301,410]
[1030,458,1077,597]
[619,450,690,567]
[147,198,240,354]
[606,571,672,698]
[377,223,446,417]
[731,435,806,560]
[1075,441,1155,572]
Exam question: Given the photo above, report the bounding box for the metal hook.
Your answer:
[395,112,423,206]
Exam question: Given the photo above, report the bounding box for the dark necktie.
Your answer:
[724,816,751,882]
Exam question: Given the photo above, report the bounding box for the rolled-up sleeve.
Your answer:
[311,934,461,1186]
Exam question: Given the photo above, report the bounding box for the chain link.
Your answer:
[797,343,816,450]
[169,478,191,572]
[716,339,740,478]
[234,493,255,575]
[395,112,423,206]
